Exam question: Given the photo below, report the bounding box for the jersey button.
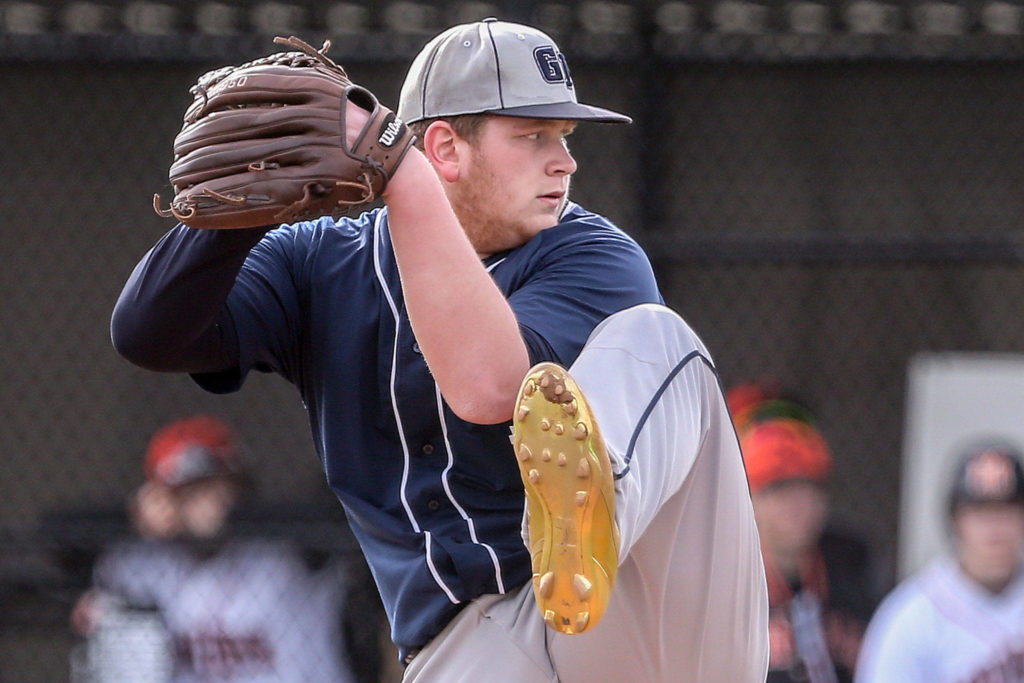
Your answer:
[427,499,440,511]
[422,444,434,455]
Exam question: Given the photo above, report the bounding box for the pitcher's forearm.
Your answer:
[383,151,529,423]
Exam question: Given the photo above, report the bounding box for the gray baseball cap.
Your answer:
[398,18,632,125]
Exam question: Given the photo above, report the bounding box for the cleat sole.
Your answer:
[512,362,619,635]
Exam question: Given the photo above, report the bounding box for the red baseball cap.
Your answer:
[144,415,245,488]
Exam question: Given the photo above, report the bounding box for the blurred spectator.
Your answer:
[855,441,1024,682]
[69,415,359,683]
[730,383,882,683]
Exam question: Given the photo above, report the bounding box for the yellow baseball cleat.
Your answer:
[511,362,619,635]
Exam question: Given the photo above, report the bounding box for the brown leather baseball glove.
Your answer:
[154,36,416,230]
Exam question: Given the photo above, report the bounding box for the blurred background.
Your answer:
[2,0,1024,680]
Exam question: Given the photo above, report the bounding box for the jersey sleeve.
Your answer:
[190,222,319,393]
[110,224,269,374]
[509,222,663,367]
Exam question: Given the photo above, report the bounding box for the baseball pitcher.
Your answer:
[114,18,769,681]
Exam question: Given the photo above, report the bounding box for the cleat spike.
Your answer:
[518,405,530,421]
[554,384,564,396]
[540,418,551,431]
[528,469,541,484]
[574,422,588,440]
[575,490,589,506]
[576,458,591,478]
[558,452,568,466]
[553,422,564,435]
[544,610,557,629]
[518,444,532,462]
[539,571,555,598]
[540,374,551,388]
[573,574,593,600]
[575,611,591,632]
[565,400,577,415]
[524,381,537,396]
[541,448,551,462]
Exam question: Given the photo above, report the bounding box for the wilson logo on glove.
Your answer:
[378,115,405,148]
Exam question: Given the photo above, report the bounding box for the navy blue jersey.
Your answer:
[181,202,661,655]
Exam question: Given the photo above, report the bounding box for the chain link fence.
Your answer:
[3,1,1024,680]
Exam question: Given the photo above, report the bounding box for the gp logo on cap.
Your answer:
[533,46,574,89]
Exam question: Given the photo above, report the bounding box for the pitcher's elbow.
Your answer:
[447,384,517,425]
[110,306,167,371]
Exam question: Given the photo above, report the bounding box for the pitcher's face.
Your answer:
[449,117,577,257]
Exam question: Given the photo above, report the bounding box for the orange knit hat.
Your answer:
[740,418,832,493]
[727,381,831,493]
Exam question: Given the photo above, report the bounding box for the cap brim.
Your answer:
[486,101,632,124]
